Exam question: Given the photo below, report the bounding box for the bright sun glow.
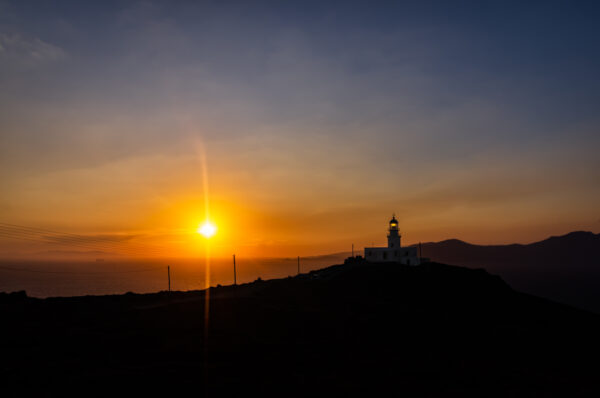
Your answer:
[197,221,217,238]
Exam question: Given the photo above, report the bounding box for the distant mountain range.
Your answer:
[417,231,600,313]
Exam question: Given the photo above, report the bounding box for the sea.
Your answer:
[0,255,348,298]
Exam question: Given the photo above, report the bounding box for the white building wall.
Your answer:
[364,246,420,265]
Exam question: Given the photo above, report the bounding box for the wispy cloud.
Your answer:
[0,32,65,66]
[43,233,139,245]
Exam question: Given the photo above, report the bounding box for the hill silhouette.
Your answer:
[1,261,599,396]
[418,231,600,312]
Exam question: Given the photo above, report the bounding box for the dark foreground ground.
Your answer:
[1,261,600,397]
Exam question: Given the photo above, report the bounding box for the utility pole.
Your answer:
[233,254,237,285]
[167,265,171,292]
[297,256,300,275]
[352,243,354,257]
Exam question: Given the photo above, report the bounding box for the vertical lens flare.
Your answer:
[195,140,212,393]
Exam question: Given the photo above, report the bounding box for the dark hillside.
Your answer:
[1,261,599,397]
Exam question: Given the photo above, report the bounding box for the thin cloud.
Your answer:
[0,32,65,66]
[43,233,140,245]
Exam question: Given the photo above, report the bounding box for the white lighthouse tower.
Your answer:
[387,215,401,249]
[364,215,419,265]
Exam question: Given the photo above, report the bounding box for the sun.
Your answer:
[197,221,217,238]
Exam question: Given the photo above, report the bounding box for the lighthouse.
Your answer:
[364,215,420,265]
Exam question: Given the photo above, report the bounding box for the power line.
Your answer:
[0,223,169,257]
[0,223,167,255]
[0,223,167,251]
[0,230,165,257]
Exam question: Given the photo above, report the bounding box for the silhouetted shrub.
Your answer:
[0,290,27,303]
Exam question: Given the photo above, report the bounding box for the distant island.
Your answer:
[416,231,600,313]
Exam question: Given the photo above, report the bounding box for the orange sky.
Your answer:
[1,139,598,259]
